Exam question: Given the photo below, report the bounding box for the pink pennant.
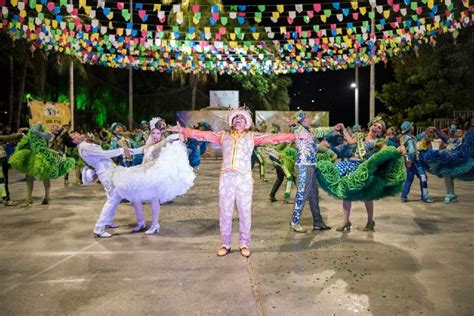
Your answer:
[138,10,146,20]
[287,17,294,24]
[295,26,302,34]
[352,12,359,20]
[313,3,321,13]
[390,22,397,29]
[0,0,5,6]
[219,27,226,34]
[396,17,402,24]
[215,33,221,40]
[416,7,422,15]
[117,2,124,10]
[393,4,400,13]
[156,25,163,32]
[307,10,314,19]
[387,0,393,6]
[212,13,219,21]
[72,8,78,15]
[84,24,91,32]
[47,2,55,12]
[330,24,336,30]
[159,16,166,23]
[192,5,199,13]
[445,10,451,17]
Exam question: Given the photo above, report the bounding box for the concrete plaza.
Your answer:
[0,160,472,315]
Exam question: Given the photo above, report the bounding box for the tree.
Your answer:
[377,27,474,126]
[235,75,292,111]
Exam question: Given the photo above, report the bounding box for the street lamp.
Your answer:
[351,66,359,125]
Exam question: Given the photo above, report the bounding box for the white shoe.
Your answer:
[133,221,147,232]
[93,230,112,238]
[106,223,120,229]
[145,224,160,235]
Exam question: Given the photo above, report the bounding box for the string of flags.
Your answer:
[0,0,472,74]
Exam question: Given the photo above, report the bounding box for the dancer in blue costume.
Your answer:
[419,128,474,203]
[187,122,210,168]
[288,110,345,233]
[316,117,405,232]
[399,121,434,203]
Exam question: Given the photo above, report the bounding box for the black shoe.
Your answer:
[269,196,277,202]
[313,223,331,230]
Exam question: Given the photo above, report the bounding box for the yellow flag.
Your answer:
[19,9,27,18]
[320,15,327,23]
[230,33,236,40]
[84,6,91,14]
[79,0,86,9]
[359,7,367,15]
[106,12,114,20]
[229,41,237,48]
[427,0,434,9]
[153,4,161,11]
[252,32,260,40]
[272,11,280,20]
[337,28,342,35]
[277,5,284,13]
[280,26,286,34]
[117,28,123,36]
[141,24,148,31]
[52,19,58,29]
[108,21,113,29]
[36,4,42,13]
[383,10,390,19]
[193,17,199,24]
[351,1,358,10]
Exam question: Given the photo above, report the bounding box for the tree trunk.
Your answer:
[8,55,14,126]
[190,73,199,111]
[15,63,27,130]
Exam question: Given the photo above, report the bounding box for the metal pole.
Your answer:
[355,66,359,126]
[128,0,134,130]
[369,5,376,121]
[69,0,74,130]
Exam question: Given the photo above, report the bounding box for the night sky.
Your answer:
[287,62,394,127]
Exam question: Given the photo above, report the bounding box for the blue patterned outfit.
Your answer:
[291,125,332,226]
[400,132,431,202]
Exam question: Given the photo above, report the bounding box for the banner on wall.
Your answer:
[209,91,239,108]
[28,100,71,132]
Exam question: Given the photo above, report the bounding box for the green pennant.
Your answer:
[368,11,375,19]
[323,9,331,18]
[244,41,251,47]
[255,12,262,19]
[238,33,245,40]
[60,0,67,6]
[258,5,265,12]
[38,12,44,20]
[195,12,201,19]
[447,3,454,10]
[122,9,131,21]
[412,15,418,21]
[235,27,241,34]
[313,25,319,32]
[421,0,428,4]
[335,36,341,44]
[301,38,307,45]
[376,24,382,31]
[185,33,192,40]
[68,22,74,30]
[172,26,179,33]
[410,2,418,10]
[230,5,237,11]
[221,16,228,25]
[29,0,36,10]
[362,21,369,27]
[303,16,310,24]
[302,31,307,38]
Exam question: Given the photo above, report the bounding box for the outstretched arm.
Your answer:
[254,133,296,145]
[167,123,223,144]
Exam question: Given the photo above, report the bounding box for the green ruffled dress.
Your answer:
[9,130,75,180]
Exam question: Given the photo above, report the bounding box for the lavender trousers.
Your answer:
[218,171,253,247]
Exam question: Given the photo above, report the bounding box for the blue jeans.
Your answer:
[401,159,430,200]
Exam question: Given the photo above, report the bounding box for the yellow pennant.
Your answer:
[79,0,86,9]
[252,32,260,40]
[108,21,113,29]
[11,0,18,7]
[117,28,123,36]
[277,5,284,13]
[52,19,58,29]
[383,10,390,19]
[427,0,434,9]
[230,33,236,40]
[19,9,27,18]
[141,24,148,31]
[153,4,161,11]
[193,17,199,24]
[320,15,327,23]
[36,4,42,13]
[351,1,358,10]
[84,6,91,14]
[106,12,114,20]
[337,28,342,35]
[359,7,367,15]
[272,11,280,20]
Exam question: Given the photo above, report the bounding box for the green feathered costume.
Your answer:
[316,146,405,201]
[9,130,75,180]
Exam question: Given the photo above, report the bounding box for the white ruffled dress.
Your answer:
[109,140,195,203]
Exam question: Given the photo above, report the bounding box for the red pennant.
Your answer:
[352,12,359,20]
[393,4,400,12]
[313,3,321,13]
[416,7,422,15]
[117,2,124,10]
[192,5,199,13]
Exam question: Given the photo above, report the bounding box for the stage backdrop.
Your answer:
[29,99,71,131]
[176,110,330,158]
[255,111,330,132]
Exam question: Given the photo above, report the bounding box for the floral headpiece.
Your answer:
[370,116,386,132]
[149,117,166,131]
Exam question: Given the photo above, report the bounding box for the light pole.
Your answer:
[351,66,359,126]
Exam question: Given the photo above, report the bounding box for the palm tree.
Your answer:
[163,0,222,110]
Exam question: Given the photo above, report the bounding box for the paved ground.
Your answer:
[0,160,473,315]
